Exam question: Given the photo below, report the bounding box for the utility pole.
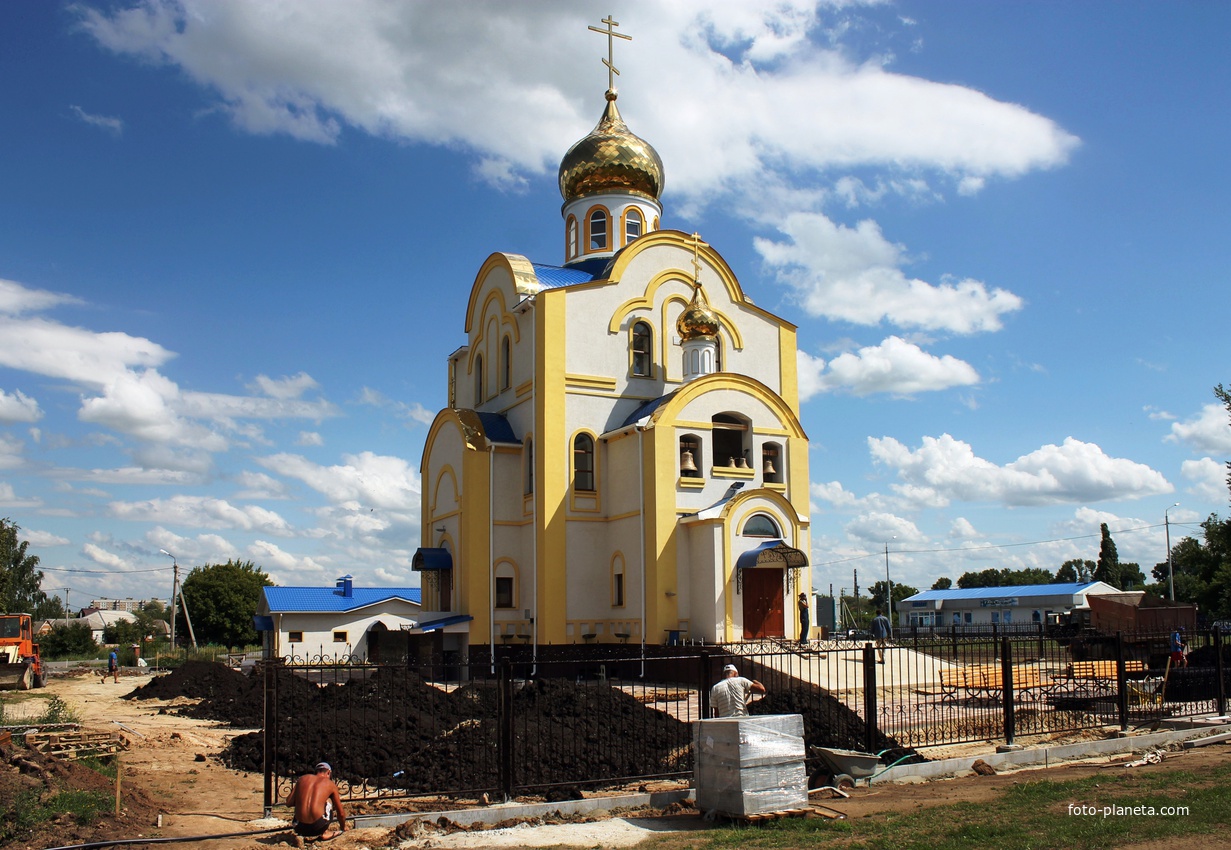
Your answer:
[160,550,178,649]
[1165,503,1179,601]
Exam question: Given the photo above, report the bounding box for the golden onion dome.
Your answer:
[559,91,664,203]
[676,286,720,341]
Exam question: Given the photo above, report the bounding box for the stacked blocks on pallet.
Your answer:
[693,714,808,816]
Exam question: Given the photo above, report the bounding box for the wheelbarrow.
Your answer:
[808,746,915,789]
[809,746,882,790]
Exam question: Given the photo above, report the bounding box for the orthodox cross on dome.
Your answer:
[691,232,704,289]
[588,14,631,93]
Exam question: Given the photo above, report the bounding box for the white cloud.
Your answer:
[0,433,25,470]
[869,434,1173,506]
[77,1,1077,205]
[82,542,130,570]
[69,104,124,135]
[758,212,1024,333]
[21,528,71,547]
[810,480,862,510]
[233,470,290,500]
[0,481,42,508]
[358,387,437,428]
[843,511,924,546]
[109,495,294,535]
[248,372,320,400]
[259,450,420,511]
[296,431,324,447]
[948,517,978,540]
[1167,403,1231,454]
[246,539,329,578]
[0,278,82,315]
[1181,457,1229,502]
[797,336,979,400]
[0,389,42,423]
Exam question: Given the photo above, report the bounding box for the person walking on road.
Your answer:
[710,664,766,717]
[105,649,120,683]
[286,762,347,842]
[870,609,892,664]
[797,593,810,645]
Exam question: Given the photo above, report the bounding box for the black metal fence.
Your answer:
[261,628,1229,813]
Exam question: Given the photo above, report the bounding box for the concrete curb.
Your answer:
[875,721,1231,783]
[354,788,693,830]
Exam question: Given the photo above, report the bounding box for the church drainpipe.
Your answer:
[530,298,537,675]
[638,424,646,678]
[489,442,496,674]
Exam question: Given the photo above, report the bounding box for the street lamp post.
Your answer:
[884,535,897,635]
[1165,503,1180,601]
[159,549,178,648]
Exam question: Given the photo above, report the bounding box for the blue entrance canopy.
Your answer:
[735,540,808,570]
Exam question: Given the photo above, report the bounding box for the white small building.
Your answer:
[897,581,1123,628]
[255,575,439,662]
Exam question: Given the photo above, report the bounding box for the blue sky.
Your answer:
[2,1,1228,610]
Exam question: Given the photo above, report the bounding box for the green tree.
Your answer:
[38,622,98,659]
[1093,523,1122,588]
[1154,514,1231,618]
[931,576,952,590]
[1055,559,1095,583]
[1,518,49,614]
[102,617,145,646]
[177,560,272,647]
[1216,383,1231,503]
[868,580,919,612]
[957,567,1055,588]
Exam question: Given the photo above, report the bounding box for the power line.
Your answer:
[40,566,168,575]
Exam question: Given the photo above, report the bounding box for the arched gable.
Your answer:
[464,252,539,335]
[649,373,809,441]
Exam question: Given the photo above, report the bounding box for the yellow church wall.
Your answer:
[535,288,569,645]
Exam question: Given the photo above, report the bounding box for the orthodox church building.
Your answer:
[414,24,812,655]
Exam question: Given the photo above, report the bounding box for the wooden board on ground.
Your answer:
[24,729,127,760]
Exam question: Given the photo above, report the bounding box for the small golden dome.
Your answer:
[676,286,720,341]
[559,91,664,203]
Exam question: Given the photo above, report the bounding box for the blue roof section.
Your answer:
[621,391,679,428]
[412,548,453,571]
[531,263,600,288]
[476,411,520,445]
[263,586,422,613]
[903,582,1100,602]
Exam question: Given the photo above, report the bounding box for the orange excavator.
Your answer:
[0,612,45,690]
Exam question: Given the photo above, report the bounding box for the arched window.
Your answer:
[624,208,643,244]
[588,208,608,251]
[679,434,701,478]
[573,433,595,492]
[499,336,511,391]
[524,437,534,495]
[742,514,781,538]
[631,320,652,376]
[567,216,579,260]
[474,354,484,403]
[711,413,749,468]
[761,442,783,484]
[495,561,517,609]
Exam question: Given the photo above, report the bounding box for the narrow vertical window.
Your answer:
[500,336,511,391]
[631,321,652,376]
[612,557,625,607]
[573,433,595,492]
[567,216,579,260]
[524,438,534,495]
[474,354,484,403]
[588,209,608,251]
[624,209,643,244]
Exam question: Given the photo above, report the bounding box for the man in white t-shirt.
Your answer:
[710,664,766,717]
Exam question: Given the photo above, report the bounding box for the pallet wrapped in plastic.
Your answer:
[693,713,807,816]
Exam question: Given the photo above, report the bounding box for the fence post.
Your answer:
[863,643,878,754]
[991,623,999,659]
[1215,627,1227,718]
[1001,637,1015,746]
[499,656,514,801]
[1037,623,1045,661]
[261,658,277,816]
[951,626,958,660]
[1114,631,1128,732]
[699,649,711,719]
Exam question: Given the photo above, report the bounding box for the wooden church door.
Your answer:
[742,568,785,639]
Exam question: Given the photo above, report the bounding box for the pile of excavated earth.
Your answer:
[125,661,917,791]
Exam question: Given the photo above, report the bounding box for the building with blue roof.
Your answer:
[253,575,458,661]
[897,581,1123,628]
[414,27,814,654]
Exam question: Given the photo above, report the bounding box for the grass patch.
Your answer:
[0,788,113,843]
[640,762,1230,850]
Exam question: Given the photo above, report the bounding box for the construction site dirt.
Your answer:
[1,664,1227,850]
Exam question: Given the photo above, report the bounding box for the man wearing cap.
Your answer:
[710,664,766,717]
[286,761,347,841]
